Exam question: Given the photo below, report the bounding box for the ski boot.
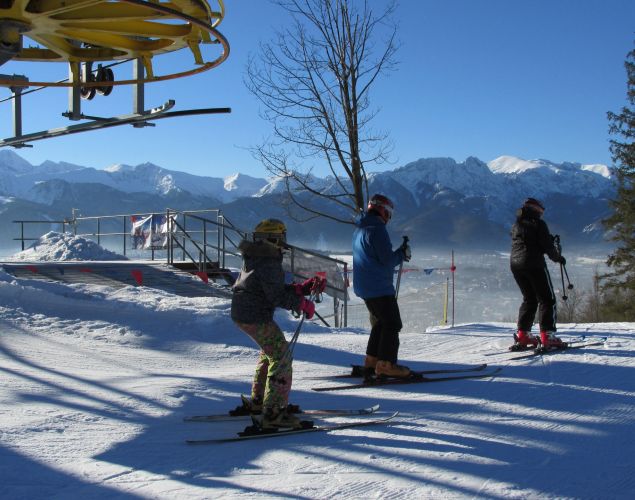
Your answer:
[375,360,411,379]
[251,407,313,431]
[351,354,378,379]
[229,395,263,416]
[509,330,539,351]
[538,331,567,352]
[364,354,378,369]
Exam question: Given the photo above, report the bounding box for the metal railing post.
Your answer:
[203,221,207,271]
[217,213,221,267]
[219,213,224,268]
[182,214,186,262]
[122,215,127,257]
[166,209,171,265]
[344,262,348,327]
[290,247,295,277]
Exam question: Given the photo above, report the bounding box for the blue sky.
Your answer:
[1,0,634,178]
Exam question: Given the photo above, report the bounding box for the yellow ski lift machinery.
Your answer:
[0,0,230,147]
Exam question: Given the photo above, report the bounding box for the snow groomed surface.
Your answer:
[0,237,633,498]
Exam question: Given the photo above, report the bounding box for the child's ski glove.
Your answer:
[298,297,316,319]
[294,276,327,296]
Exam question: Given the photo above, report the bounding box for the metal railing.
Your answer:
[13,219,72,251]
[165,209,349,326]
[13,208,350,326]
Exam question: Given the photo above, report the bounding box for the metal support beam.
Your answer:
[0,104,230,147]
[8,75,28,141]
[11,85,23,138]
[66,62,82,121]
[0,74,29,147]
[132,58,153,128]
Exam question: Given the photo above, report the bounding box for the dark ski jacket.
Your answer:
[352,212,404,299]
[231,239,302,324]
[510,207,561,270]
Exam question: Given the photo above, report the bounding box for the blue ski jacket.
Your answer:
[352,212,404,299]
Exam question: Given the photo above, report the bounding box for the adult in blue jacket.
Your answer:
[353,194,411,378]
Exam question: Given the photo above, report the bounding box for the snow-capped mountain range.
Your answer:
[0,150,616,250]
[0,151,268,203]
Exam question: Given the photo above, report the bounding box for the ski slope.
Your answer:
[1,249,634,498]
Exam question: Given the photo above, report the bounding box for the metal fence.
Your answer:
[13,208,351,326]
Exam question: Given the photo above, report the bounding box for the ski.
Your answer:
[509,340,607,361]
[306,362,488,380]
[183,404,380,423]
[311,367,502,392]
[486,338,606,357]
[186,411,399,444]
[484,345,538,356]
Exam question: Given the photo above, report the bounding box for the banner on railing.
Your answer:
[282,249,348,301]
[131,214,174,250]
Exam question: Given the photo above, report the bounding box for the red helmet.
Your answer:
[367,193,394,223]
[523,197,545,216]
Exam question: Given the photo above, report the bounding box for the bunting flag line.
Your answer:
[130,270,143,286]
[340,266,455,276]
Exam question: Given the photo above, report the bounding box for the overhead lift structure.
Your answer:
[0,0,230,147]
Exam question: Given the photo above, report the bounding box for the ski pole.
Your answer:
[281,315,304,363]
[559,262,568,301]
[554,234,573,296]
[563,263,574,290]
[395,236,409,299]
[313,309,330,327]
[282,287,321,361]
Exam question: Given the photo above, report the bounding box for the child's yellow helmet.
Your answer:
[253,218,287,245]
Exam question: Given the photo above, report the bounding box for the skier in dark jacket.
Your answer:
[352,194,412,378]
[231,218,323,429]
[510,198,566,350]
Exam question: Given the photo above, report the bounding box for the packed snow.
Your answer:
[1,238,634,499]
[6,232,128,262]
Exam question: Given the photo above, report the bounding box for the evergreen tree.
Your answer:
[603,42,635,319]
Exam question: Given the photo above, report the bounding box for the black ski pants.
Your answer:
[364,295,403,363]
[511,265,557,333]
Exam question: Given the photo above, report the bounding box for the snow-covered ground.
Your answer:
[1,238,634,499]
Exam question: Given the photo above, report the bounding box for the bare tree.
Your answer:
[245,0,398,224]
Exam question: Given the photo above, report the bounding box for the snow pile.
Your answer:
[8,231,128,262]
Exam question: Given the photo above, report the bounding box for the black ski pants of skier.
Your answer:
[364,295,403,364]
[511,265,557,333]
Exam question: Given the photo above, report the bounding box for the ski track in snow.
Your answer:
[1,267,634,499]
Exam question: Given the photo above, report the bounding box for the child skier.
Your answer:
[510,198,567,350]
[231,218,324,429]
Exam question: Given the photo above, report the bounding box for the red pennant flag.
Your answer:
[196,272,209,283]
[131,270,143,285]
